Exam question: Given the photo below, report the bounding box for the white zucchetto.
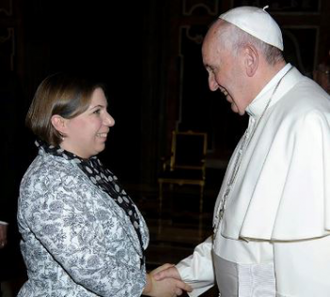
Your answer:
[219,6,284,51]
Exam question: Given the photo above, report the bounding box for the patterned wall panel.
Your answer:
[182,0,219,16]
[282,26,318,77]
[177,25,207,131]
[0,27,15,71]
[0,0,13,16]
[177,24,247,157]
[232,0,320,13]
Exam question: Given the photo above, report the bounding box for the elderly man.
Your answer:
[155,6,330,297]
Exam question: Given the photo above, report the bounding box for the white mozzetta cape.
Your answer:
[214,64,330,241]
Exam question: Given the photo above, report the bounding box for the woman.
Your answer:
[17,73,190,297]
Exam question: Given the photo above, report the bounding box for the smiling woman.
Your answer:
[17,73,191,296]
[51,87,115,159]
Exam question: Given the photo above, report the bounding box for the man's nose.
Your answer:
[208,76,218,91]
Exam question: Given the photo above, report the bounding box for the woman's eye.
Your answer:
[93,109,101,115]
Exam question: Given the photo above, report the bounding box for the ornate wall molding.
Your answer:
[231,0,321,13]
[182,0,219,16]
[0,0,13,16]
[282,26,319,76]
[176,25,205,129]
[0,27,15,71]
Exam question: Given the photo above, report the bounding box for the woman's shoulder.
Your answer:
[19,151,101,213]
[21,150,86,188]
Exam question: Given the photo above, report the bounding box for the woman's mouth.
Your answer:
[96,132,108,138]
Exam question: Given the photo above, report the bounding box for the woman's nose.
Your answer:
[104,112,115,127]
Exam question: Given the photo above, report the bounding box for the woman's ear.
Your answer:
[51,115,67,135]
[244,45,259,77]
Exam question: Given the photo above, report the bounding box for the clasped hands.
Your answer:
[143,263,192,297]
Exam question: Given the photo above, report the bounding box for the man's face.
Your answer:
[202,23,249,115]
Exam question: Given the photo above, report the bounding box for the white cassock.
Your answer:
[176,64,330,297]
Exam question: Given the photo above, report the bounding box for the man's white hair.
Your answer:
[220,21,284,65]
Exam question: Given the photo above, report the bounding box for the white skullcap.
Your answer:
[219,6,283,51]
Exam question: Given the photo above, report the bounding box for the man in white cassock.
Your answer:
[154,6,330,297]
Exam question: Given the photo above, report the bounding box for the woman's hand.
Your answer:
[143,263,192,297]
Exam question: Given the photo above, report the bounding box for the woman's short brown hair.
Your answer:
[26,73,105,146]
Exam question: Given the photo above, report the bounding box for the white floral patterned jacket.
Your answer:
[17,148,149,297]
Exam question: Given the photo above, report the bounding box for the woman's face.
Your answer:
[60,87,115,158]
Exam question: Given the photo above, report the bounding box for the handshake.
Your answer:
[143,263,192,297]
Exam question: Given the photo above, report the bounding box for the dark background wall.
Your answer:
[1,0,143,182]
[144,0,330,185]
[0,0,329,288]
[1,0,330,212]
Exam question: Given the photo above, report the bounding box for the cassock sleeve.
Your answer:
[176,236,215,297]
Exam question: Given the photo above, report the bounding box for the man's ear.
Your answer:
[244,45,259,77]
[51,115,67,135]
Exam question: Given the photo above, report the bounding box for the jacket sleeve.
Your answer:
[176,236,215,296]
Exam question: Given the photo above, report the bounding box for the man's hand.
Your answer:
[143,263,192,297]
[0,224,8,249]
[152,264,181,282]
